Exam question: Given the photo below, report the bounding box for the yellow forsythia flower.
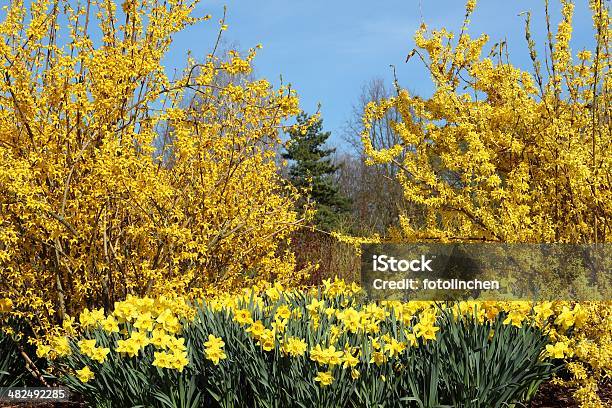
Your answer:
[0,298,13,312]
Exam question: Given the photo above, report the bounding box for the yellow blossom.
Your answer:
[314,371,334,387]
[75,366,95,383]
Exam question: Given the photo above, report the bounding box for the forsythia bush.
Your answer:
[0,0,305,335]
[360,1,611,404]
[362,0,610,244]
[29,278,609,407]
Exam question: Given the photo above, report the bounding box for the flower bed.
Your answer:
[27,279,610,407]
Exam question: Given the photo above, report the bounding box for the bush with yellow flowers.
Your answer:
[361,0,610,245]
[0,0,309,340]
[31,279,612,407]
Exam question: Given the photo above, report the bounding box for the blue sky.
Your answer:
[164,1,596,148]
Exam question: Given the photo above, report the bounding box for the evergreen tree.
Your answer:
[283,113,351,230]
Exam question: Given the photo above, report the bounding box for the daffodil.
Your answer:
[314,371,334,387]
[281,337,307,357]
[76,366,95,383]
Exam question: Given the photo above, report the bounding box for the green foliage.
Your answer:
[0,320,46,388]
[399,310,557,408]
[284,113,351,231]
[0,330,26,387]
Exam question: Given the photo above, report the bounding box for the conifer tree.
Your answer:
[283,113,351,230]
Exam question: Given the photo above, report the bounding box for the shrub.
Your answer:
[361,0,610,244]
[0,0,306,337]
